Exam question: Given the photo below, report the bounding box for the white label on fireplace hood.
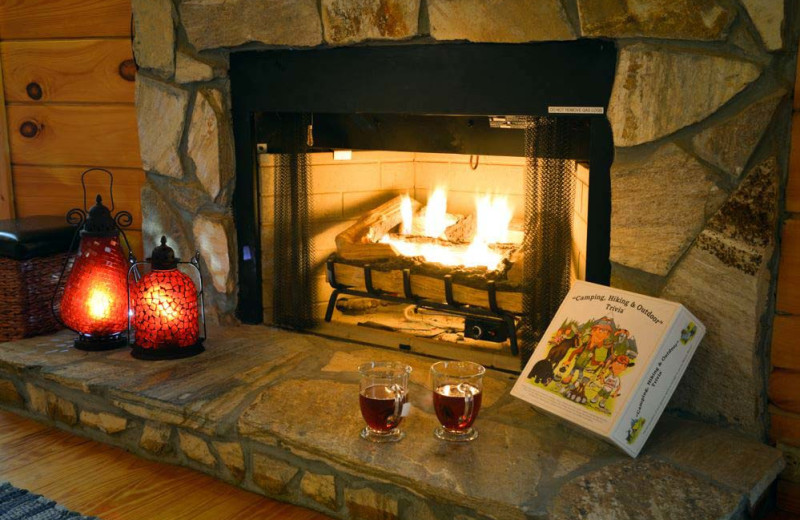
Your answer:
[548,106,604,114]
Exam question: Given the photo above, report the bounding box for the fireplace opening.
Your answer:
[231,42,616,370]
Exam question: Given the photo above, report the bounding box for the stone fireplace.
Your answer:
[133,0,795,439]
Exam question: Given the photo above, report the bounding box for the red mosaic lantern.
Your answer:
[55,169,135,350]
[128,236,205,360]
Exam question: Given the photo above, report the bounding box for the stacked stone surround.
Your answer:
[131,0,796,436]
[0,328,785,520]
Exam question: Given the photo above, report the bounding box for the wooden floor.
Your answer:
[0,410,331,520]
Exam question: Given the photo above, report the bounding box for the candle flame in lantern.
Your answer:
[87,289,112,320]
[380,189,519,271]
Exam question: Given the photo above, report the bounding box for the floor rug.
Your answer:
[0,482,100,520]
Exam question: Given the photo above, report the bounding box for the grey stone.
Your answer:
[741,0,784,51]
[697,157,779,275]
[192,214,234,294]
[345,487,398,520]
[322,0,420,45]
[178,430,216,466]
[174,51,215,83]
[187,89,233,201]
[213,441,244,481]
[662,160,779,435]
[692,90,784,178]
[550,457,743,520]
[136,75,188,178]
[608,43,761,147]
[577,0,735,40]
[140,421,172,454]
[427,0,575,43]
[80,411,127,434]
[0,379,22,406]
[300,472,337,510]
[610,143,726,276]
[179,0,322,51]
[140,183,193,263]
[648,416,785,508]
[252,453,299,494]
[132,0,175,77]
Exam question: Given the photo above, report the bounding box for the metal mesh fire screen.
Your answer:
[520,116,576,367]
[270,114,577,369]
[272,114,315,330]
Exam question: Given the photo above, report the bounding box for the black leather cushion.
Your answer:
[0,216,77,260]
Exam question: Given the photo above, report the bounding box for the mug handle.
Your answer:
[388,383,405,428]
[458,382,475,428]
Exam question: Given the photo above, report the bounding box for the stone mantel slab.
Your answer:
[0,327,784,519]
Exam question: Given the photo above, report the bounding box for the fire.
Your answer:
[381,188,519,271]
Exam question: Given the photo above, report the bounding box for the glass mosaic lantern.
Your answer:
[128,236,205,360]
[55,168,135,350]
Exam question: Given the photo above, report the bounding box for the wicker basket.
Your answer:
[0,252,73,342]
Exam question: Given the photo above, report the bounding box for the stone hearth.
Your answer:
[131,0,796,439]
[0,328,785,519]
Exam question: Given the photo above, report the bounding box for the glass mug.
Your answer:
[431,361,485,442]
[358,361,412,442]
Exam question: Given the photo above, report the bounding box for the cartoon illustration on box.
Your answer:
[526,315,638,415]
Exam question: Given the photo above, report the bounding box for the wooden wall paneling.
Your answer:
[1,40,135,103]
[0,0,131,40]
[771,405,800,446]
[6,104,141,168]
[772,315,800,370]
[0,51,12,218]
[769,369,800,415]
[779,480,800,514]
[12,165,144,227]
[777,219,800,313]
[788,113,800,213]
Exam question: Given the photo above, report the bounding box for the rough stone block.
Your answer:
[252,453,299,495]
[193,214,234,294]
[345,487,399,520]
[140,421,172,454]
[428,0,575,42]
[551,458,742,520]
[610,143,726,276]
[80,410,127,434]
[608,43,761,146]
[140,183,193,265]
[213,441,244,481]
[178,430,216,467]
[187,88,234,202]
[49,395,77,426]
[0,379,22,406]
[25,383,47,415]
[692,90,785,179]
[300,472,337,510]
[175,51,215,84]
[322,0,420,45]
[179,0,322,51]
[577,0,734,40]
[136,75,188,179]
[132,0,175,77]
[741,0,784,51]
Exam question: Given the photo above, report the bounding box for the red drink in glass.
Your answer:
[360,384,407,432]
[433,383,483,431]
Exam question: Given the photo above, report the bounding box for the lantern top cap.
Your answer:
[80,193,118,237]
[149,235,179,270]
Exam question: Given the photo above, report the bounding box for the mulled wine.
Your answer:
[433,383,483,431]
[360,384,407,431]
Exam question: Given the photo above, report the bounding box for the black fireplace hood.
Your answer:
[230,41,616,324]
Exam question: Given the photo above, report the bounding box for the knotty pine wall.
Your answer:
[770,37,800,514]
[0,0,144,257]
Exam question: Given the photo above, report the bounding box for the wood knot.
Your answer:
[118,59,137,82]
[19,121,40,138]
[25,82,42,100]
